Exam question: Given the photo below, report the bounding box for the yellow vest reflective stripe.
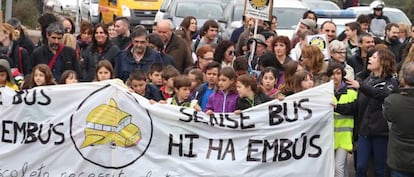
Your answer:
[333,89,357,151]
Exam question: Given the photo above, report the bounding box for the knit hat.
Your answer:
[248,34,267,47]
[300,19,317,30]
[0,59,14,84]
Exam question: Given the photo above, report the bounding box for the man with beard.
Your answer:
[115,28,163,82]
[31,22,80,81]
[347,33,375,75]
[383,23,403,63]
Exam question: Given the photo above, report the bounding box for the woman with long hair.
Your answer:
[301,45,329,86]
[335,48,399,177]
[82,23,120,81]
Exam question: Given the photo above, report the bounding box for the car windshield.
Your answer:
[175,2,223,19]
[303,1,340,10]
[274,8,307,29]
[92,0,98,3]
[383,11,411,25]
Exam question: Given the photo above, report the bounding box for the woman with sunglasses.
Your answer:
[214,40,235,68]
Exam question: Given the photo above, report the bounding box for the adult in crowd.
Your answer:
[38,12,59,45]
[0,23,31,75]
[329,40,355,80]
[398,23,411,46]
[290,30,314,61]
[194,45,214,72]
[301,45,329,86]
[230,15,254,44]
[156,20,193,73]
[77,21,94,52]
[384,62,414,177]
[175,16,198,51]
[383,23,403,63]
[320,21,337,43]
[6,17,35,55]
[61,17,75,34]
[193,19,220,52]
[214,40,235,68]
[107,22,118,41]
[82,23,120,81]
[273,35,292,65]
[338,14,371,41]
[31,22,80,81]
[291,19,317,48]
[368,1,390,38]
[115,28,163,82]
[113,17,131,50]
[336,48,398,177]
[344,22,361,57]
[348,33,375,75]
[148,33,176,67]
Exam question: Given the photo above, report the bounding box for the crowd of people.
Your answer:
[0,2,414,177]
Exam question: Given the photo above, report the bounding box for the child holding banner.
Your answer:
[0,59,18,90]
[95,60,114,81]
[205,67,238,115]
[29,64,56,88]
[235,74,271,111]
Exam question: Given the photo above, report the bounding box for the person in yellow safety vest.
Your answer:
[328,62,358,177]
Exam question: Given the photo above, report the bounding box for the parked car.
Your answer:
[302,0,341,10]
[220,0,308,40]
[347,6,412,27]
[80,0,99,24]
[44,0,81,15]
[314,9,357,35]
[155,0,224,30]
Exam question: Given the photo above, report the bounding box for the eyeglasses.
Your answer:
[227,51,235,55]
[202,57,214,61]
[334,51,346,54]
[133,40,147,44]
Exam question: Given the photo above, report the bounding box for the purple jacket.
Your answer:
[205,90,239,113]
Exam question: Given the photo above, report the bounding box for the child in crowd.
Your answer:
[95,60,114,81]
[195,61,221,111]
[205,67,239,115]
[148,63,163,88]
[0,59,18,90]
[59,70,78,84]
[160,65,180,99]
[127,69,164,101]
[292,70,314,93]
[166,75,201,111]
[187,68,204,98]
[233,56,250,76]
[30,64,56,88]
[327,62,357,177]
[235,74,271,111]
[260,67,279,98]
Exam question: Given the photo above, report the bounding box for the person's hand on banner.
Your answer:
[234,110,241,115]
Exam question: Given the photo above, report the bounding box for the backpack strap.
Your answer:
[48,44,65,69]
[18,47,24,73]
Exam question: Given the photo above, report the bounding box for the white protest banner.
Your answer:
[307,34,330,59]
[0,80,334,177]
[244,0,273,21]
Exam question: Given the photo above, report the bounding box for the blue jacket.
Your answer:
[115,47,163,82]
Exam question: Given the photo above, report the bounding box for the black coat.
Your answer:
[336,74,399,136]
[31,45,80,81]
[7,41,31,75]
[236,92,271,110]
[81,44,120,81]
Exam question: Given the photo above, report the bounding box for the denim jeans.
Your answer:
[355,135,388,177]
[391,169,414,177]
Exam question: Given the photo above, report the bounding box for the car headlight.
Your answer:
[122,5,131,17]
